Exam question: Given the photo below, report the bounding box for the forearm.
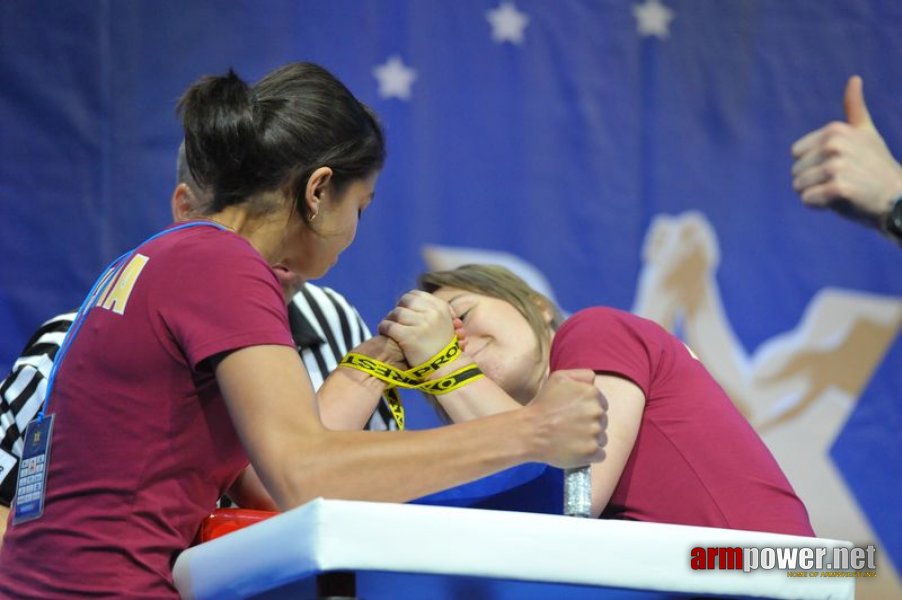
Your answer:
[264,409,541,510]
[220,345,542,512]
[226,465,278,511]
[318,335,403,430]
[424,356,522,423]
[318,366,387,430]
[219,346,603,513]
[272,370,613,511]
[587,375,645,517]
[0,505,8,548]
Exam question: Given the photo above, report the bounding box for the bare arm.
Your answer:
[0,505,8,549]
[586,375,644,517]
[426,367,643,518]
[225,465,278,511]
[428,371,521,422]
[215,345,605,512]
[317,335,404,431]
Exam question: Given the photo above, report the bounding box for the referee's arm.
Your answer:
[0,312,76,544]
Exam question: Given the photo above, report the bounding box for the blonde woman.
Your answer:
[371,264,814,536]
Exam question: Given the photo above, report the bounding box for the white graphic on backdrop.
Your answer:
[486,2,531,45]
[633,0,676,39]
[372,56,417,100]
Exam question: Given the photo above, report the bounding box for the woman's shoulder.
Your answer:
[137,224,279,301]
[562,306,646,329]
[559,306,676,346]
[144,224,266,270]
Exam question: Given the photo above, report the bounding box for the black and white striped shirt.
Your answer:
[0,283,392,507]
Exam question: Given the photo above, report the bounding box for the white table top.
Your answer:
[173,498,854,600]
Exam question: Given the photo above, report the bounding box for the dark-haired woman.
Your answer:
[369,264,814,537]
[0,63,606,598]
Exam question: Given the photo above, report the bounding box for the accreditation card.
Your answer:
[12,414,55,524]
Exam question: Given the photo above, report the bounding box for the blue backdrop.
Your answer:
[1,1,900,595]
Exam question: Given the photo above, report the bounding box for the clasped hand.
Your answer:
[378,290,462,368]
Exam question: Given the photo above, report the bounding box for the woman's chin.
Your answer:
[273,265,305,299]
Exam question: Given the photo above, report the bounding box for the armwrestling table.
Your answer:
[173,498,854,600]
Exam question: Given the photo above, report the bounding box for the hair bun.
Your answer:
[177,69,262,207]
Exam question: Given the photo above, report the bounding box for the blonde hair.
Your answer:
[417,264,562,420]
[419,263,562,345]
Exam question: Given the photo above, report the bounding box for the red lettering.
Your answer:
[690,547,705,570]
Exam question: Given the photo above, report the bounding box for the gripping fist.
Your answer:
[378,290,457,366]
[525,369,608,469]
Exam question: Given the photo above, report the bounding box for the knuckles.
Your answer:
[822,121,851,138]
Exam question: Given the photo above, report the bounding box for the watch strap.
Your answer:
[882,196,902,241]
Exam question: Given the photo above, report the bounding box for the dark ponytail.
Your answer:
[177,62,385,214]
[177,70,264,209]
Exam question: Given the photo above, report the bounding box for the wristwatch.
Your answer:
[883,196,902,242]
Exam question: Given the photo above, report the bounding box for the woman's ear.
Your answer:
[532,294,560,330]
[170,183,195,221]
[303,167,334,221]
[542,304,555,327]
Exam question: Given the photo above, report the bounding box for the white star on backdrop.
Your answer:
[633,0,675,39]
[486,2,530,45]
[372,55,417,100]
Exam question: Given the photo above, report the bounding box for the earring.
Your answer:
[309,211,318,222]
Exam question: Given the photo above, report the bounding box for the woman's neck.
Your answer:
[204,198,292,263]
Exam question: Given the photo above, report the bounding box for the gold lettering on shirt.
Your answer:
[99,254,149,315]
[92,266,119,308]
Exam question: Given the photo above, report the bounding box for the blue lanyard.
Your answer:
[37,221,227,421]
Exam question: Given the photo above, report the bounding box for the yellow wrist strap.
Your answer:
[339,353,421,388]
[418,364,485,395]
[339,336,463,388]
[338,336,482,431]
[406,336,463,379]
[383,388,405,431]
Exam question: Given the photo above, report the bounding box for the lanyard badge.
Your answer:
[12,415,55,524]
[10,221,226,526]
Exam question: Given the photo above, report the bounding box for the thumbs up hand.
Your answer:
[842,75,875,130]
[790,76,902,227]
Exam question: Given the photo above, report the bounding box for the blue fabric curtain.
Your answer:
[1,0,899,590]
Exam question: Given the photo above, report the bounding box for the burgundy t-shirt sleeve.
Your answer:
[549,307,654,395]
[158,231,294,368]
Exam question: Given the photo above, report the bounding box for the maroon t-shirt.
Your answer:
[0,224,294,597]
[551,307,814,536]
